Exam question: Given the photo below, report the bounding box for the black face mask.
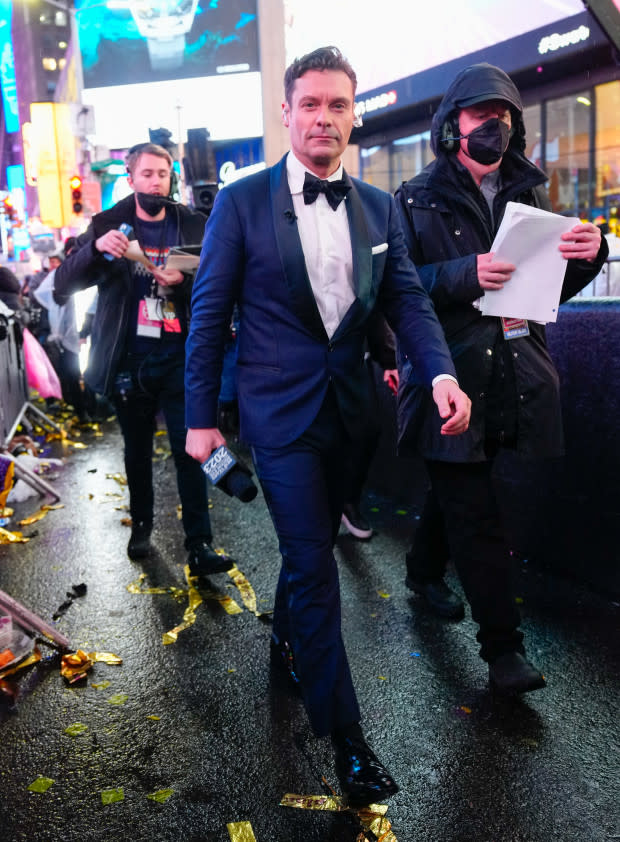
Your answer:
[462,117,511,165]
[136,192,169,217]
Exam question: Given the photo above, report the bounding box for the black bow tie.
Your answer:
[302,172,351,211]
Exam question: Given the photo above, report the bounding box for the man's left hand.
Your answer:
[559,223,602,262]
[432,380,471,436]
[151,267,184,286]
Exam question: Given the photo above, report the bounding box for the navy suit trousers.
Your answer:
[251,390,361,737]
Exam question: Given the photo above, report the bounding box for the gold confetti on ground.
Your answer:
[227,821,257,841]
[0,526,29,544]
[106,472,127,486]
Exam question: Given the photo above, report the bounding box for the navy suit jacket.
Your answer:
[185,154,456,448]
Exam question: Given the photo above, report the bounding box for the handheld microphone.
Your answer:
[103,223,133,261]
[202,446,258,503]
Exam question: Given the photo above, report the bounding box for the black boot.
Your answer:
[127,521,152,559]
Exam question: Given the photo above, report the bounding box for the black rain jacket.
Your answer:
[54,194,206,396]
[395,63,608,462]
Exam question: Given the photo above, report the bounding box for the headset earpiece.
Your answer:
[440,118,458,151]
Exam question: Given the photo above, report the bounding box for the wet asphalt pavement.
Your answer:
[0,416,619,842]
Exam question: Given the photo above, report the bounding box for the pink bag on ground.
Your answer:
[22,327,62,400]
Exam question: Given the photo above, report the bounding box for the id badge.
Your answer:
[137,298,162,338]
[501,317,530,340]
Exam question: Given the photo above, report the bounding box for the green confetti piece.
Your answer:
[28,776,54,793]
[515,597,524,604]
[64,723,88,737]
[107,693,128,706]
[146,715,161,721]
[146,788,174,803]
[377,590,390,599]
[91,680,111,690]
[101,787,124,805]
[395,509,408,515]
[370,507,379,512]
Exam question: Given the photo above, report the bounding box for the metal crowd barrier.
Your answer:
[0,310,62,501]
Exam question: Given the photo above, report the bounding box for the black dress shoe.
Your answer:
[406,576,465,620]
[341,503,373,539]
[187,540,234,576]
[270,637,302,694]
[489,652,546,695]
[333,736,399,807]
[127,521,152,559]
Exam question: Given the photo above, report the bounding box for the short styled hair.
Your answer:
[125,142,172,176]
[284,45,357,104]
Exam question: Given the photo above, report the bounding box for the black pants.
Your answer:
[113,349,211,546]
[411,456,523,663]
[343,359,382,505]
[252,389,361,737]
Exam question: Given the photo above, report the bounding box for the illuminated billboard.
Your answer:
[284,0,587,95]
[0,0,19,133]
[76,0,258,88]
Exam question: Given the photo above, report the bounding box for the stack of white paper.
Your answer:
[480,202,580,323]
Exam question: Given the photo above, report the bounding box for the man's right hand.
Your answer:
[186,428,227,464]
[95,229,130,259]
[477,252,516,290]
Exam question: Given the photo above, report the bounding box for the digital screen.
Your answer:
[81,71,263,148]
[76,0,258,88]
[284,0,587,95]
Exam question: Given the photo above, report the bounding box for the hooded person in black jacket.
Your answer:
[54,143,233,574]
[395,64,607,694]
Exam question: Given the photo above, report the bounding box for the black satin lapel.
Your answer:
[345,179,373,309]
[270,159,327,340]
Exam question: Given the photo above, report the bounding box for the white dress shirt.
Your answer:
[286,151,456,388]
[286,151,355,339]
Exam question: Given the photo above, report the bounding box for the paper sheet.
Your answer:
[480,202,580,323]
[165,245,202,272]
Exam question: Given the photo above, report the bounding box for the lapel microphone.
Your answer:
[284,209,297,222]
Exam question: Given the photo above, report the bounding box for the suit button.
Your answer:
[328,343,334,351]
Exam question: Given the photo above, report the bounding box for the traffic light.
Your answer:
[70,175,83,213]
[2,196,17,223]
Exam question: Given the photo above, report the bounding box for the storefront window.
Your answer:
[522,103,542,167]
[391,130,433,191]
[545,92,591,217]
[594,80,620,234]
[359,145,393,192]
[359,131,433,193]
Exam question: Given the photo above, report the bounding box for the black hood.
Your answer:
[431,63,526,156]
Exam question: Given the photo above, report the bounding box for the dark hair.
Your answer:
[125,142,173,176]
[284,46,357,104]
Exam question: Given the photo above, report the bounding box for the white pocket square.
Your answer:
[371,243,388,255]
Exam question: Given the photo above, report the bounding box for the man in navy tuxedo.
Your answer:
[185,46,471,805]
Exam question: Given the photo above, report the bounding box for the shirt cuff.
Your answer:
[431,373,458,388]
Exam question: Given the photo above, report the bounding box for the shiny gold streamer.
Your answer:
[227,565,260,615]
[89,652,122,665]
[0,526,29,544]
[18,509,49,526]
[162,572,203,645]
[280,795,398,840]
[280,793,346,811]
[227,821,257,842]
